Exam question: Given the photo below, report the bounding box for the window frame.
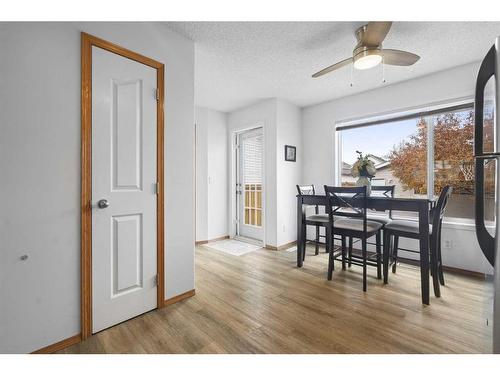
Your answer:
[334,98,475,222]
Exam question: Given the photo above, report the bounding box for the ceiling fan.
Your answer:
[312,22,420,78]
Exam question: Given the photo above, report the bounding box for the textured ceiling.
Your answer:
[165,22,500,112]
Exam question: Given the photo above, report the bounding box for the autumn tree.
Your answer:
[388,111,478,195]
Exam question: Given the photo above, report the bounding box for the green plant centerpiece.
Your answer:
[351,151,376,195]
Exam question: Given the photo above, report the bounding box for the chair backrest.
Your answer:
[297,184,318,213]
[370,185,396,217]
[431,185,453,228]
[371,185,395,198]
[296,184,315,196]
[323,186,368,226]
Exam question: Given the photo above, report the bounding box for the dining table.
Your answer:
[296,193,436,305]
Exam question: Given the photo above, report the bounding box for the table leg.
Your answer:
[383,230,389,284]
[419,204,430,305]
[297,196,303,268]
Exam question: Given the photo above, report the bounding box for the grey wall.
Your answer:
[0,22,195,353]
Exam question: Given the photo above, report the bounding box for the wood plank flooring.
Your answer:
[59,244,493,353]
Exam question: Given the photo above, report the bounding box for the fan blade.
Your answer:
[381,49,420,66]
[362,22,392,46]
[312,58,353,78]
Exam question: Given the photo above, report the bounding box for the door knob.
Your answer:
[97,199,110,209]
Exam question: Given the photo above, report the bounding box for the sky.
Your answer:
[340,118,420,165]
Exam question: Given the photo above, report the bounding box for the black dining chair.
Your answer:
[383,185,453,297]
[368,185,396,223]
[346,185,395,267]
[296,184,329,257]
[324,185,384,292]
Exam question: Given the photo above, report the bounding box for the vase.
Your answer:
[356,176,371,195]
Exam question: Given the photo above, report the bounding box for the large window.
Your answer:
[337,102,495,221]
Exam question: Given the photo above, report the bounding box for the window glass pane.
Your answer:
[256,210,262,226]
[433,109,475,220]
[340,118,427,219]
[245,190,250,207]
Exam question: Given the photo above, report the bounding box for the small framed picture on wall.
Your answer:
[284,145,296,162]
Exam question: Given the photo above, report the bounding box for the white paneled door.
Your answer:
[236,128,264,241]
[91,46,158,333]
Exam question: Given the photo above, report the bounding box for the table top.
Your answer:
[297,193,434,213]
[297,193,434,203]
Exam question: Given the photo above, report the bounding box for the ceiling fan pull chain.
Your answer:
[350,63,354,87]
[382,57,386,83]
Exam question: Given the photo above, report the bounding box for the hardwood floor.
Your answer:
[59,244,492,354]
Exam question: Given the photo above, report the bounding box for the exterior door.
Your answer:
[91,46,158,333]
[237,128,263,241]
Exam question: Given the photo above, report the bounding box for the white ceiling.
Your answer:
[165,22,500,112]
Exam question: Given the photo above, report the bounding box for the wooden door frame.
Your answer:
[81,32,165,340]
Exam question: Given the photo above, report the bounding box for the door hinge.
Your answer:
[155,182,160,195]
[155,89,160,100]
[155,274,159,286]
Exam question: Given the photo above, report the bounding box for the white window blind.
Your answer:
[242,134,263,184]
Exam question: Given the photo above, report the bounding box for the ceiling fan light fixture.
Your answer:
[311,22,420,78]
[353,49,382,70]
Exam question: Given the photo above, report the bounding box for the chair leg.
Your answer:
[392,235,399,273]
[383,231,390,284]
[327,227,334,280]
[438,228,445,286]
[302,223,307,261]
[362,236,367,292]
[341,235,346,270]
[438,261,445,286]
[329,229,334,271]
[315,226,320,255]
[325,228,329,253]
[348,236,353,267]
[376,231,382,280]
[431,235,441,298]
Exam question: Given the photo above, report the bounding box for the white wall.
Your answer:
[302,62,493,274]
[0,22,195,353]
[227,99,278,246]
[195,108,209,241]
[195,106,228,241]
[207,110,229,239]
[276,99,302,246]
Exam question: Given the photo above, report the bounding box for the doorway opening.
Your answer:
[234,127,264,245]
